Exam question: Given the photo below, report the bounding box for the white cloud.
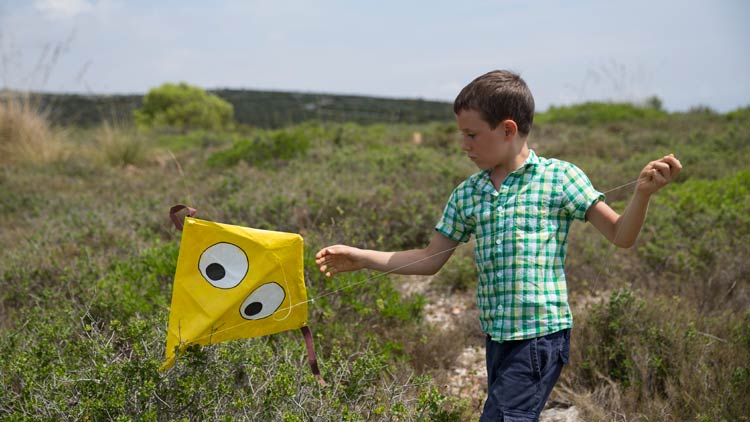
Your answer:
[34,0,93,19]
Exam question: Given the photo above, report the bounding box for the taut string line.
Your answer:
[192,178,640,337]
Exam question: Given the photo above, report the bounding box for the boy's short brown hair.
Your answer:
[453,70,535,136]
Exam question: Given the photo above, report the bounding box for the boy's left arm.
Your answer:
[586,154,682,248]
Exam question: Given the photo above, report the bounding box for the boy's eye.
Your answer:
[457,131,476,141]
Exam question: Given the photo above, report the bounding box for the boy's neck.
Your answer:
[489,143,530,189]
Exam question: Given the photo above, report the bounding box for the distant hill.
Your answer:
[29,89,454,128]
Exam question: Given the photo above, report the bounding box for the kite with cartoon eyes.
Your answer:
[162,205,324,385]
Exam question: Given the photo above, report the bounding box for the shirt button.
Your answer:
[496,271,502,278]
[497,305,503,312]
[496,239,502,245]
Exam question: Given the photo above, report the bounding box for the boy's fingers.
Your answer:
[651,169,667,184]
[665,156,683,175]
[316,248,341,265]
[316,253,333,262]
[316,246,340,258]
[654,161,671,178]
[320,263,339,275]
[661,154,682,168]
[659,155,682,180]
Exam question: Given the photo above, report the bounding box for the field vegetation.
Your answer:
[1,90,748,421]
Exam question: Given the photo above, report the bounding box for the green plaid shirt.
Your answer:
[436,150,604,342]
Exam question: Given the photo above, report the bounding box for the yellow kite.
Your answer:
[163,205,322,382]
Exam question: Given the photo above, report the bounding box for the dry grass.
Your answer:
[93,121,149,167]
[0,94,68,165]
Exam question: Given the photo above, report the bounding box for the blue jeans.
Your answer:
[480,329,570,422]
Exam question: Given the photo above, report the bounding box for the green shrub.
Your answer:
[536,101,668,125]
[725,106,750,121]
[578,289,643,388]
[639,171,750,311]
[134,82,234,131]
[89,242,178,322]
[421,121,460,150]
[570,288,750,421]
[154,129,235,151]
[207,128,311,168]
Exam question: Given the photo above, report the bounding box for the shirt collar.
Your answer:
[477,149,540,195]
[524,149,540,168]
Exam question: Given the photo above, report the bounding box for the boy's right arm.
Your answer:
[315,232,459,277]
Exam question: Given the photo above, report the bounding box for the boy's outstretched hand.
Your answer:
[315,245,364,277]
[636,153,682,196]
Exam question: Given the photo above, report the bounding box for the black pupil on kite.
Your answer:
[244,302,263,316]
[206,263,225,281]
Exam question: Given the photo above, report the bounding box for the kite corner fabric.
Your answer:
[162,216,309,371]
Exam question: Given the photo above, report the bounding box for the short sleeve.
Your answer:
[560,162,605,221]
[435,188,473,243]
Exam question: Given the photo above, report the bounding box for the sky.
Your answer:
[1,0,748,112]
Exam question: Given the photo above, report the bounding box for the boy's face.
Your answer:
[456,109,511,170]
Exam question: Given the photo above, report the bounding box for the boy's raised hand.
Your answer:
[636,153,682,196]
[315,245,364,277]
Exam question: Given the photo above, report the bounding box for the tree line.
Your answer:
[31,88,453,128]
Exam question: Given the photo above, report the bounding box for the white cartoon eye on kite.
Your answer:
[198,243,249,289]
[239,282,285,320]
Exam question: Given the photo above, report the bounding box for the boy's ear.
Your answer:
[501,119,518,140]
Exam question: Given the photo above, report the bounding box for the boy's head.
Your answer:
[453,70,535,137]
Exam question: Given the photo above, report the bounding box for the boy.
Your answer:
[315,70,681,421]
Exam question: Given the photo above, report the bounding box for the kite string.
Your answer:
[278,241,465,315]
[601,178,638,195]
[193,177,641,336]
